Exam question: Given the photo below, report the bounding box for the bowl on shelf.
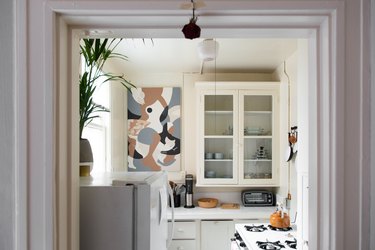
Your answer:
[205,170,216,178]
[198,198,218,208]
[214,152,224,159]
[205,152,213,159]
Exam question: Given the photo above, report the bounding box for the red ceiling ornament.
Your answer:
[181,0,201,40]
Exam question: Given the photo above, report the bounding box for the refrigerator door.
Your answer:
[80,185,134,250]
[80,171,169,250]
[133,171,168,250]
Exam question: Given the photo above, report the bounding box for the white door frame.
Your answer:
[20,1,351,250]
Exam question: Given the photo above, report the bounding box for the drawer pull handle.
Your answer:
[177,247,184,250]
[177,228,184,232]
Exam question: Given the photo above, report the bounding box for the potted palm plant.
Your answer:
[79,38,134,176]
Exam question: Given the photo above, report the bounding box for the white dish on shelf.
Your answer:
[205,170,216,178]
[205,153,213,159]
[214,153,224,159]
[244,127,266,135]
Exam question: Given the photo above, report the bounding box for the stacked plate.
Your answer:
[244,127,265,135]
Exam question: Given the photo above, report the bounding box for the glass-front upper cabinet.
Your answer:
[199,89,238,185]
[238,91,279,185]
[196,82,280,186]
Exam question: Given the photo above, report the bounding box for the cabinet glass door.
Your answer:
[201,91,237,184]
[240,93,276,184]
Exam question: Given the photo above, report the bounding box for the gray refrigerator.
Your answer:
[80,171,170,250]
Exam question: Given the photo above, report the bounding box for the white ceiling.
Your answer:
[108,38,297,74]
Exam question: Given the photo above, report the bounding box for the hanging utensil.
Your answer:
[169,181,177,195]
[285,126,298,162]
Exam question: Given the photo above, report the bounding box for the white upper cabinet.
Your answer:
[198,89,239,185]
[196,82,280,186]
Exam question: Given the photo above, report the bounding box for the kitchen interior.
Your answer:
[79,37,309,250]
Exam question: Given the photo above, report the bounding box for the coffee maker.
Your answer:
[184,174,195,208]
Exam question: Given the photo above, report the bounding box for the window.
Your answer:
[81,57,111,174]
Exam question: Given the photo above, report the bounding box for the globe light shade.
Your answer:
[197,39,219,61]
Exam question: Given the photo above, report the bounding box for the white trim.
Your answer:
[14,0,27,249]
[371,0,375,249]
[304,30,319,250]
[317,16,332,250]
[43,3,55,250]
[54,23,81,250]
[332,5,346,249]
[360,0,372,249]
[30,1,350,249]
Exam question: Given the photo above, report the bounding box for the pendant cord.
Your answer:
[283,61,292,205]
[191,0,196,20]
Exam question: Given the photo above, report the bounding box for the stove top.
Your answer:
[235,223,297,250]
[256,240,285,249]
[285,238,297,249]
[245,224,268,232]
[268,225,293,232]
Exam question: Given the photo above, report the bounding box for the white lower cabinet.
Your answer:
[200,220,234,250]
[169,219,268,250]
[171,221,197,239]
[168,221,199,250]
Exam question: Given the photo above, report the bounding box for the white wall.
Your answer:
[0,0,14,249]
[272,39,311,248]
[272,43,306,221]
[111,71,275,179]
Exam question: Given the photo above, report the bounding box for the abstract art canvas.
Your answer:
[127,87,181,171]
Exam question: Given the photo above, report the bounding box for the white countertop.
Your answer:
[167,205,275,220]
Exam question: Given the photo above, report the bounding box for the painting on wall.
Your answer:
[127,87,181,171]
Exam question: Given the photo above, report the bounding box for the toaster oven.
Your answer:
[241,190,275,207]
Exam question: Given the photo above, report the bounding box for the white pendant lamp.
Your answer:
[197,39,219,61]
[197,39,219,74]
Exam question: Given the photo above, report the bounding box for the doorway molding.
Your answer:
[35,1,346,250]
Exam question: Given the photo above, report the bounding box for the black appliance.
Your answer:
[241,190,275,207]
[184,174,195,208]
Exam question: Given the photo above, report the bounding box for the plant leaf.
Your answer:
[79,38,141,137]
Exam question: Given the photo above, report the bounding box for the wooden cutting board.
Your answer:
[220,203,240,209]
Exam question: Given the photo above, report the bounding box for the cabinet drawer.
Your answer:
[168,240,196,250]
[168,221,196,239]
